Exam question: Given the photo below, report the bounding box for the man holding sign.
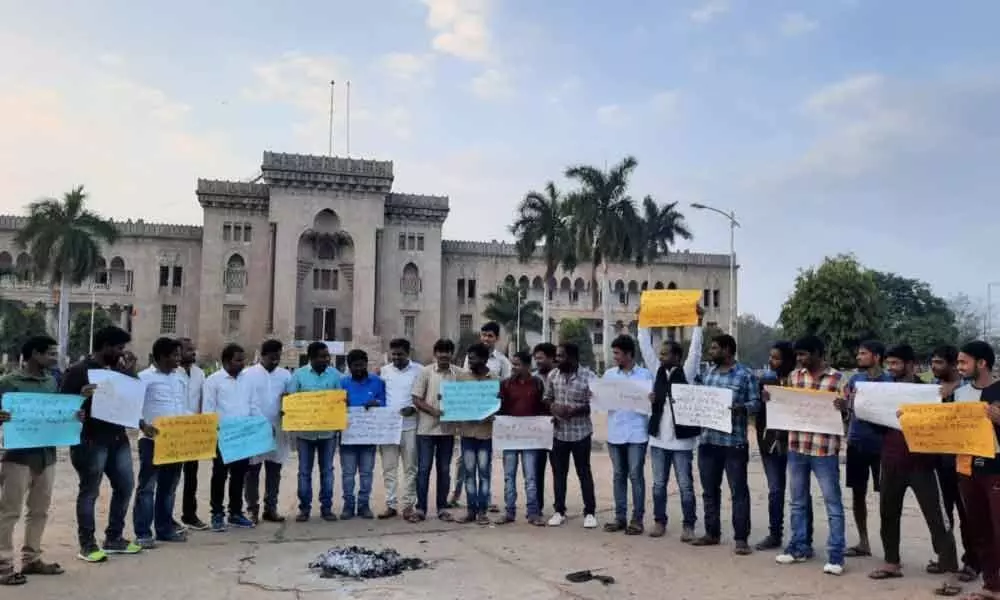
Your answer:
[244,339,292,525]
[454,343,500,525]
[339,349,386,520]
[377,338,422,521]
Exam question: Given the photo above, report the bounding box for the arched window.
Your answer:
[224,254,247,293]
[654,281,665,289]
[503,274,516,288]
[667,281,678,289]
[401,262,421,296]
[316,238,336,260]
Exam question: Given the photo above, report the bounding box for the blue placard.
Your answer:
[440,380,501,422]
[218,416,276,464]
[1,392,83,449]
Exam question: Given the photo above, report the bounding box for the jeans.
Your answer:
[296,436,337,515]
[650,447,696,528]
[550,435,596,516]
[608,442,647,523]
[502,450,541,518]
[245,460,282,516]
[181,461,200,521]
[416,435,454,514]
[461,438,493,514]
[210,453,249,518]
[786,451,845,565]
[70,438,134,549]
[340,444,376,513]
[762,450,814,544]
[698,443,751,542]
[133,438,182,540]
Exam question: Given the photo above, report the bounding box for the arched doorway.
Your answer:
[295,209,356,342]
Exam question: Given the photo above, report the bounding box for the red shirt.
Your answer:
[499,376,547,417]
[880,378,935,470]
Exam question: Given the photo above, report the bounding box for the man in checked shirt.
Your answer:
[773,335,847,576]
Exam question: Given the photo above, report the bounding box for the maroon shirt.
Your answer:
[499,376,548,417]
[880,377,935,470]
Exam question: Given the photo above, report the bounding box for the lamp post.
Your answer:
[690,203,740,348]
[987,282,1000,339]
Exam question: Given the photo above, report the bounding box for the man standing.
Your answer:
[544,342,598,529]
[774,336,846,575]
[377,338,422,520]
[0,336,80,585]
[176,338,207,532]
[339,349,386,520]
[690,334,759,555]
[496,350,548,526]
[456,343,499,524]
[532,342,557,512]
[287,342,342,522]
[244,339,292,524]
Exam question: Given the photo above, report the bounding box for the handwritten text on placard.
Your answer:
[589,379,652,414]
[900,402,997,458]
[492,416,553,451]
[671,384,733,434]
[855,382,941,430]
[218,416,275,464]
[638,290,703,328]
[341,407,403,446]
[1,393,83,449]
[282,390,348,432]
[152,413,219,465]
[88,369,146,428]
[764,387,843,436]
[440,380,501,422]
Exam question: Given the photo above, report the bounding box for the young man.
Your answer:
[496,350,548,526]
[377,338,422,520]
[62,326,144,562]
[601,335,652,535]
[532,342,557,512]
[176,337,207,532]
[456,343,499,524]
[244,339,292,524]
[637,322,703,540]
[339,349,386,520]
[774,336,846,575]
[134,337,188,547]
[0,335,80,585]
[691,334,759,555]
[286,341,342,522]
[544,342,598,529]
[411,338,463,523]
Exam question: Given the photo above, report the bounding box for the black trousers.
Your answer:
[181,461,199,521]
[210,454,249,518]
[880,464,957,569]
[245,460,282,516]
[550,436,596,516]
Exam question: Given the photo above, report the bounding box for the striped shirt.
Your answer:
[696,362,760,448]
[788,366,845,456]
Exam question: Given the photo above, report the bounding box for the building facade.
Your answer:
[0,152,736,366]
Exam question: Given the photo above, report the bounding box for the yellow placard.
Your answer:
[638,290,702,328]
[899,402,997,458]
[282,390,348,432]
[152,413,219,466]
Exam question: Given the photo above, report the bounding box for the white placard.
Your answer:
[671,384,733,434]
[764,386,843,436]
[588,379,652,414]
[87,369,146,428]
[492,416,553,451]
[341,407,403,446]
[854,382,941,430]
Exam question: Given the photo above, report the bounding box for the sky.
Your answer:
[2,0,999,325]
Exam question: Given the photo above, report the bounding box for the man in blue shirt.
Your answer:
[286,342,342,522]
[339,349,385,520]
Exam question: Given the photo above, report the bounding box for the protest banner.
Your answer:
[440,380,501,422]
[671,384,733,434]
[0,393,83,449]
[900,402,997,458]
[88,369,146,428]
[341,407,403,446]
[764,387,843,436]
[589,379,652,414]
[638,290,703,328]
[152,413,219,465]
[855,382,941,429]
[492,416,553,451]
[282,390,348,432]
[218,416,275,464]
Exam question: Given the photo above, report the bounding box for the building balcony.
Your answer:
[0,273,135,299]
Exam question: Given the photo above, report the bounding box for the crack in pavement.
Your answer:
[456,533,593,600]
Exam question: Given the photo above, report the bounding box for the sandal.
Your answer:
[21,560,64,575]
[846,546,872,558]
[935,582,964,597]
[494,514,515,525]
[603,521,626,533]
[956,566,981,583]
[437,511,454,522]
[0,570,27,586]
[625,522,643,536]
[869,568,904,580]
[928,561,952,575]
[405,510,426,524]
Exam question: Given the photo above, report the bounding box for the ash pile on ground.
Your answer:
[308,546,426,579]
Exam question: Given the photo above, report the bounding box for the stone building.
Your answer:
[0,152,735,367]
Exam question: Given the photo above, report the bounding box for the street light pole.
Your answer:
[690,203,741,349]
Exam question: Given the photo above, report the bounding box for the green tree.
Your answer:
[779,255,883,368]
[68,307,114,360]
[736,314,782,368]
[870,270,957,358]
[482,282,543,352]
[633,195,692,287]
[949,294,985,344]
[0,306,48,362]
[15,186,119,365]
[557,318,595,369]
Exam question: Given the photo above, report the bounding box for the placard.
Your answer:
[492,416,553,451]
[282,390,348,432]
[341,407,403,446]
[218,416,275,464]
[638,290,703,328]
[855,382,941,430]
[440,380,501,422]
[900,402,997,458]
[764,386,843,436]
[589,379,652,414]
[152,413,219,465]
[1,392,83,449]
[88,369,146,428]
[671,384,733,434]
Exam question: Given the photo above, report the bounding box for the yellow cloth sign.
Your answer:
[638,290,703,328]
[282,390,348,432]
[899,402,997,459]
[152,413,219,466]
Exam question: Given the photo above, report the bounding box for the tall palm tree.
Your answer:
[509,181,576,343]
[482,282,543,352]
[15,186,119,365]
[634,196,693,287]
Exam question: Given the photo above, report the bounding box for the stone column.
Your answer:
[45,304,56,336]
[272,224,300,343]
[350,230,376,342]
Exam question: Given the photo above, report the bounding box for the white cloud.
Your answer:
[802,73,884,118]
[379,52,435,85]
[470,68,513,100]
[689,0,729,23]
[596,104,629,127]
[422,0,491,62]
[780,12,818,36]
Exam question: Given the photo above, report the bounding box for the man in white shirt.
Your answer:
[377,338,423,520]
[244,340,292,524]
[203,344,255,532]
[175,338,207,532]
[134,337,188,548]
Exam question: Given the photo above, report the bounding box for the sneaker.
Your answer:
[211,515,227,532]
[156,532,187,543]
[173,519,187,533]
[228,514,255,529]
[680,527,696,543]
[77,546,109,563]
[103,538,142,555]
[340,509,355,521]
[755,535,782,551]
[776,553,810,565]
[321,512,338,522]
[136,537,157,550]
[547,513,567,527]
[583,514,598,529]
[649,522,667,538]
[823,563,844,576]
[182,516,210,531]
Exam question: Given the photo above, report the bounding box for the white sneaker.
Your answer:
[547,513,566,527]
[583,514,598,529]
[823,563,844,576]
[776,553,808,565]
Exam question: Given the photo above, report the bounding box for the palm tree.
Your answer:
[634,196,693,287]
[482,282,543,353]
[509,181,576,343]
[15,186,119,365]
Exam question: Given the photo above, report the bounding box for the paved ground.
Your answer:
[5,435,970,600]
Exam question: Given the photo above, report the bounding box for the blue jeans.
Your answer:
[296,436,337,515]
[340,444,376,513]
[786,451,845,565]
[608,442,648,523]
[133,437,182,540]
[416,435,454,514]
[502,449,541,518]
[69,437,134,550]
[650,447,696,528]
[761,450,814,543]
[698,443,751,541]
[461,438,492,514]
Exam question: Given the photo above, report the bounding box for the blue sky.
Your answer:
[2,0,999,326]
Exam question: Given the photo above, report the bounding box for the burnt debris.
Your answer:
[308,546,426,579]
